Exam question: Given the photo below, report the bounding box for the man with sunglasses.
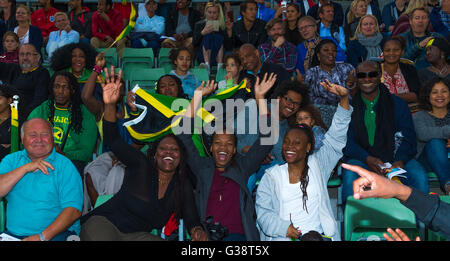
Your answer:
[0,43,50,115]
[341,61,429,206]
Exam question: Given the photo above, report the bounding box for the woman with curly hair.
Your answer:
[413,77,450,195]
[50,42,103,100]
[27,70,98,176]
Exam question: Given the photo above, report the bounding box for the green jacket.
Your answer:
[28,100,98,163]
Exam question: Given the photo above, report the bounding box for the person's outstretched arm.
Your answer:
[343,163,450,238]
[81,53,105,122]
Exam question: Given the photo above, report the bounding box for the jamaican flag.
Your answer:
[10,95,19,153]
[115,1,136,43]
[123,80,250,156]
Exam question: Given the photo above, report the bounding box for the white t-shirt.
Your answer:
[278,169,323,240]
[14,26,30,45]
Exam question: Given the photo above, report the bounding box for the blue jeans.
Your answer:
[131,38,161,57]
[342,158,429,205]
[418,138,450,191]
[4,229,77,241]
[223,233,246,241]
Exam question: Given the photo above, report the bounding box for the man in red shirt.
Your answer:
[90,0,126,57]
[31,0,59,45]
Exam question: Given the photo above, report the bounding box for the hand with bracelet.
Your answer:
[93,53,106,74]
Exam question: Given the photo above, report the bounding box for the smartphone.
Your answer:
[206,20,220,31]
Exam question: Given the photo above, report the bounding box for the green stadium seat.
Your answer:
[215,67,226,82]
[94,194,114,208]
[97,48,119,67]
[0,198,5,233]
[191,68,210,83]
[122,48,154,69]
[344,197,419,241]
[129,67,166,93]
[158,48,173,67]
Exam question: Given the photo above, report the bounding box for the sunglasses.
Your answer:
[356,71,379,79]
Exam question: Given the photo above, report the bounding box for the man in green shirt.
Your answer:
[28,71,98,175]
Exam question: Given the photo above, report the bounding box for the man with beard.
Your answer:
[239,43,291,99]
[31,0,60,45]
[400,7,443,70]
[0,43,50,116]
[341,61,429,206]
[258,18,297,74]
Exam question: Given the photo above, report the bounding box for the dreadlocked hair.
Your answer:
[48,71,84,134]
[146,134,188,221]
[289,123,315,213]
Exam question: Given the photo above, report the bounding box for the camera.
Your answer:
[203,216,229,241]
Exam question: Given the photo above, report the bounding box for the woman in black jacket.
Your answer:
[177,73,277,241]
[80,67,208,241]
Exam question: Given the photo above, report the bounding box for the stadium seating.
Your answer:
[93,194,114,208]
[0,198,5,233]
[344,197,420,241]
[96,48,119,67]
[215,67,226,82]
[191,67,210,83]
[129,67,166,93]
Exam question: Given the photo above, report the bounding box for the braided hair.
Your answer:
[286,123,315,213]
[48,70,84,134]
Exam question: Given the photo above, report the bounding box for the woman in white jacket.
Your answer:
[255,79,352,241]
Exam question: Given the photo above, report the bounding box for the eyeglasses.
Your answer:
[356,71,379,79]
[19,52,38,58]
[298,24,315,31]
[283,96,302,107]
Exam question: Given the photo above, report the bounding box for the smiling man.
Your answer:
[239,43,291,99]
[0,117,83,241]
[258,18,298,74]
[0,43,50,115]
[27,70,97,176]
[342,61,429,206]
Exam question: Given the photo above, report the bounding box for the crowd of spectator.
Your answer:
[0,0,449,242]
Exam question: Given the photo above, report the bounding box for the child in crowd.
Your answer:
[0,31,19,64]
[218,53,243,91]
[169,47,201,98]
[292,104,328,151]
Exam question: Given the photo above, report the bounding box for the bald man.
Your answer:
[0,118,83,241]
[239,43,291,99]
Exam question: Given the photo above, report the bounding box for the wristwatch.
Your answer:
[38,232,46,241]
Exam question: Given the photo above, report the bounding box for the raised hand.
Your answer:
[126,91,137,112]
[196,80,218,97]
[320,79,349,97]
[296,69,305,83]
[100,66,123,105]
[254,72,277,100]
[95,53,106,69]
[383,228,420,241]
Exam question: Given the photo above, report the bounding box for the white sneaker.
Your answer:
[199,62,210,74]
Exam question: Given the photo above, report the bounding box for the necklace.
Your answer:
[431,65,448,76]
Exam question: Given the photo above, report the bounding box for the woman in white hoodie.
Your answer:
[255,79,352,241]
